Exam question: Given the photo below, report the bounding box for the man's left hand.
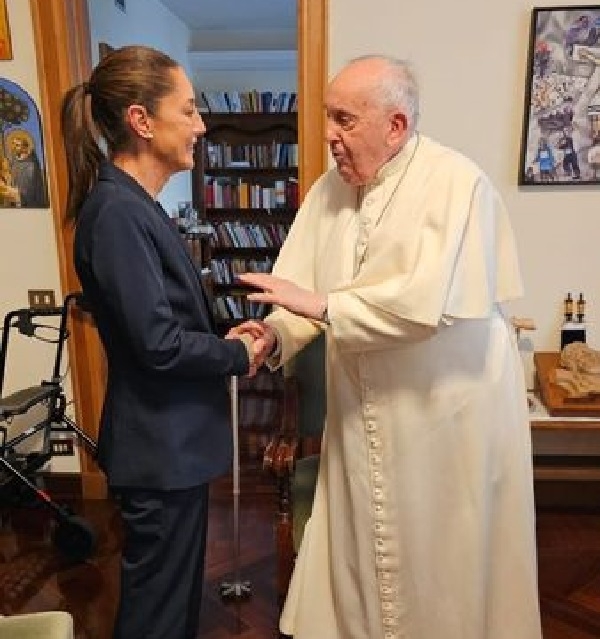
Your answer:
[237,272,327,321]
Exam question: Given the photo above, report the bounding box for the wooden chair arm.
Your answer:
[263,376,299,476]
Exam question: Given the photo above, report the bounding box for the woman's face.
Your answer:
[148,66,206,175]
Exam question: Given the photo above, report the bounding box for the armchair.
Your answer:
[0,611,73,638]
[263,333,326,604]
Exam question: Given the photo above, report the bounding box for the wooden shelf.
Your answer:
[199,111,297,134]
[205,208,295,220]
[205,167,298,177]
[534,455,600,481]
[530,360,600,482]
[190,108,297,474]
[210,246,280,256]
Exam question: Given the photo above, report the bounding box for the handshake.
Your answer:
[225,320,278,377]
[221,272,329,377]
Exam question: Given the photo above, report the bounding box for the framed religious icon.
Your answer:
[0,78,49,208]
[519,5,600,185]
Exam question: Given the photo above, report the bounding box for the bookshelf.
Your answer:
[192,109,298,331]
[191,104,298,473]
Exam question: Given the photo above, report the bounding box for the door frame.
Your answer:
[30,0,328,498]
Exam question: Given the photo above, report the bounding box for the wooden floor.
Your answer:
[2,477,600,638]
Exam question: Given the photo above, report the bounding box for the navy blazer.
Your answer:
[74,163,249,490]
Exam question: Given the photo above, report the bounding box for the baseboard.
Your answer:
[40,472,82,502]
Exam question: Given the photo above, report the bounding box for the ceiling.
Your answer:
[159,0,298,71]
[159,0,296,31]
[159,0,298,75]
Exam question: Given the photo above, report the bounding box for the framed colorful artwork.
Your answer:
[0,78,49,208]
[0,0,12,61]
[519,5,600,185]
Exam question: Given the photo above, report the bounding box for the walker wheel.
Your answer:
[52,514,98,562]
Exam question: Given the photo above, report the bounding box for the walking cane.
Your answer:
[220,375,251,600]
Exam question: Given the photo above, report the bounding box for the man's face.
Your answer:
[324,62,406,186]
[11,138,26,157]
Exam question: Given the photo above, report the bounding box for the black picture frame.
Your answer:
[519,5,600,185]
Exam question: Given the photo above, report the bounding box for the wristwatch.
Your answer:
[320,302,330,324]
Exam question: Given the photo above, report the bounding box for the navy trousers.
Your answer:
[111,484,209,639]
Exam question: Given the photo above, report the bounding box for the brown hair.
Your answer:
[60,45,179,221]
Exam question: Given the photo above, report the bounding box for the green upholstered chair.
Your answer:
[0,611,74,639]
[263,332,326,604]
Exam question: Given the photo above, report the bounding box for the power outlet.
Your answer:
[28,289,56,309]
[50,438,74,456]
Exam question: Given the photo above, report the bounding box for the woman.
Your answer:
[60,45,258,639]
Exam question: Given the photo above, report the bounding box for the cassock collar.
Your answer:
[372,133,420,185]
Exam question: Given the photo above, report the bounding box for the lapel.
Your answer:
[155,202,218,333]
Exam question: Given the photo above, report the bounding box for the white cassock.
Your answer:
[266,134,542,639]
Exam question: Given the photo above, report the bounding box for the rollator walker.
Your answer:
[0,292,98,562]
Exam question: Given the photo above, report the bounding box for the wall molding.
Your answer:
[189,48,296,71]
[189,28,296,52]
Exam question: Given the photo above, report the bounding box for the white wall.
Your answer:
[0,0,63,396]
[330,0,600,384]
[86,0,194,215]
[193,67,296,94]
[0,0,78,472]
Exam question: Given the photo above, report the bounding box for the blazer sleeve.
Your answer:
[87,198,249,378]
